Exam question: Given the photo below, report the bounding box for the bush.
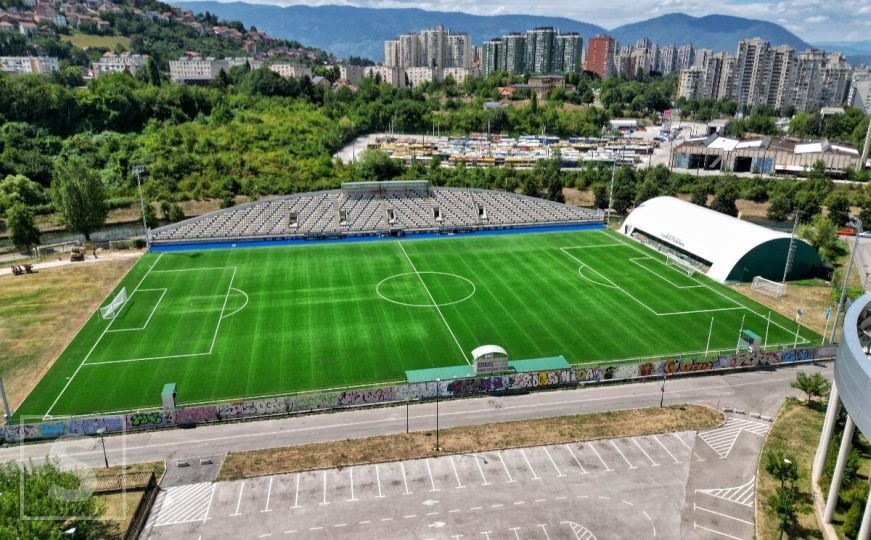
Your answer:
[105,196,138,210]
[843,499,864,539]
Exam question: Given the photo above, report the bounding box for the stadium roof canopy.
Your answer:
[621,196,823,283]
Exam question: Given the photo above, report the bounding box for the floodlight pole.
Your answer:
[607,154,616,225]
[860,113,871,171]
[133,166,148,237]
[830,217,862,344]
[96,427,109,468]
[435,378,440,451]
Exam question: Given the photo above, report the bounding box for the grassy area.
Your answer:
[15,229,820,418]
[757,398,824,539]
[0,259,138,414]
[60,32,130,50]
[95,490,145,539]
[219,404,722,480]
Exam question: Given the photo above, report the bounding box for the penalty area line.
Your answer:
[43,252,165,420]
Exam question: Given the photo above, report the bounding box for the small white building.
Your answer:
[91,52,149,78]
[267,63,312,79]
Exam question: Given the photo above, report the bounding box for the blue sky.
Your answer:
[202,0,870,42]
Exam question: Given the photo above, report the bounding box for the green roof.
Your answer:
[405,365,475,384]
[508,356,571,372]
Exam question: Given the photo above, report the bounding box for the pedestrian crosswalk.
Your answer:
[147,482,214,527]
[698,417,771,459]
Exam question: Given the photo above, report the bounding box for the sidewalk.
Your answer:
[0,249,144,277]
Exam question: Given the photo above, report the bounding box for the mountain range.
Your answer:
[176,3,863,64]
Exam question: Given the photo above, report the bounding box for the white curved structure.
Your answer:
[621,196,822,283]
[814,294,871,539]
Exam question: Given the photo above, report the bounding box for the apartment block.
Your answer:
[585,34,615,78]
[267,63,312,79]
[0,55,59,74]
[91,52,148,78]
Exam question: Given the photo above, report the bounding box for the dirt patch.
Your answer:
[0,258,138,411]
[95,490,146,539]
[218,404,722,481]
[731,282,833,337]
[563,187,595,207]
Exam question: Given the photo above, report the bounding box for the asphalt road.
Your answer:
[0,363,831,474]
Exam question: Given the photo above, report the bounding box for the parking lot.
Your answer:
[140,413,772,539]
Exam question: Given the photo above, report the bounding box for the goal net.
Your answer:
[666,254,697,276]
[99,287,128,319]
[751,276,787,297]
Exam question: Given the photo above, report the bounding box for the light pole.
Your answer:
[133,165,148,237]
[607,153,616,225]
[830,217,863,344]
[95,427,109,468]
[435,378,440,451]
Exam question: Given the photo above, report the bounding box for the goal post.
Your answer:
[99,287,128,319]
[666,253,697,276]
[751,276,787,297]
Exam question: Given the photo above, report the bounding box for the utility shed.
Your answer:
[621,196,824,283]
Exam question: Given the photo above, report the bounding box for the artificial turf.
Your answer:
[15,228,819,419]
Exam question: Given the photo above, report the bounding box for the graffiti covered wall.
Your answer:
[1,348,832,443]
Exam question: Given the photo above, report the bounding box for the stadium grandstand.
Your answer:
[150,181,603,244]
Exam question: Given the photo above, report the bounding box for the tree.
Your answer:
[0,459,105,538]
[799,214,839,263]
[7,203,40,252]
[766,194,792,222]
[769,486,798,539]
[710,183,739,217]
[794,190,822,221]
[861,197,871,228]
[690,185,708,207]
[50,157,107,241]
[765,451,799,489]
[141,202,158,229]
[790,372,832,403]
[825,192,850,227]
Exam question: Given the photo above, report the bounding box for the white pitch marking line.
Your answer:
[347,468,357,502]
[262,477,274,512]
[633,439,659,467]
[564,444,587,474]
[292,473,300,509]
[520,449,541,480]
[498,451,516,483]
[208,266,237,354]
[400,462,412,495]
[694,503,753,525]
[653,435,681,464]
[693,521,746,540]
[671,433,705,461]
[474,455,490,486]
[543,447,565,477]
[589,443,613,471]
[426,459,439,492]
[539,524,552,540]
[202,484,216,523]
[397,242,469,365]
[610,441,637,469]
[375,464,385,498]
[381,517,394,522]
[43,252,164,418]
[231,481,244,517]
[105,288,167,333]
[449,456,466,489]
[320,470,329,505]
[150,266,235,273]
[221,287,249,319]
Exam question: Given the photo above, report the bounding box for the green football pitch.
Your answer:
[16,228,819,419]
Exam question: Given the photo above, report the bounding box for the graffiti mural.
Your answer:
[126,411,167,429]
[175,406,218,424]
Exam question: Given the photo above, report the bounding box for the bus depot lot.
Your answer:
[143,421,763,539]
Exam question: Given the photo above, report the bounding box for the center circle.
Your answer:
[376,272,476,308]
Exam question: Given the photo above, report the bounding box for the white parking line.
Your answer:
[449,456,466,489]
[653,435,681,464]
[202,485,216,523]
[320,471,329,505]
[509,527,521,539]
[693,521,746,540]
[426,459,439,492]
[589,443,613,471]
[499,451,516,483]
[539,524,552,540]
[632,439,659,467]
[474,455,490,486]
[375,464,386,498]
[292,473,300,509]
[401,462,412,495]
[262,477,273,512]
[693,503,754,525]
[671,432,705,461]
[231,482,244,516]
[543,447,565,477]
[563,444,587,474]
[520,449,541,480]
[610,441,637,469]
